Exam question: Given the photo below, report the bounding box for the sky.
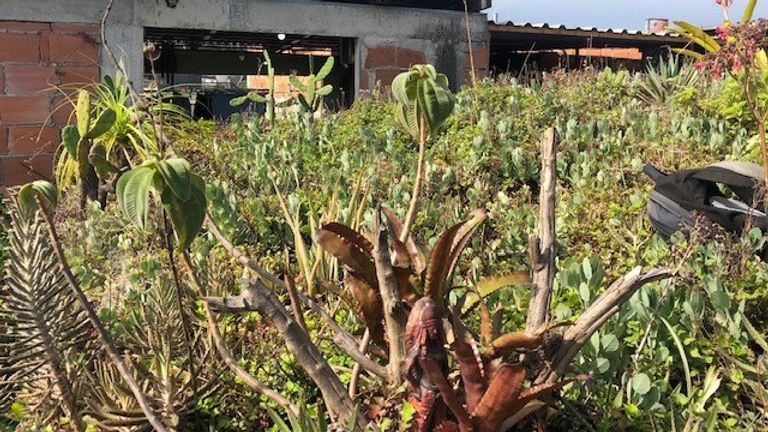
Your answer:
[486,0,768,31]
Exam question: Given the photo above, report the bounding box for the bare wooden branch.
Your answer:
[526,127,559,334]
[206,294,388,379]
[373,208,407,386]
[537,267,672,384]
[240,277,367,428]
[179,253,298,415]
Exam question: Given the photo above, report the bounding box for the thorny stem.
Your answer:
[35,197,167,432]
[401,116,427,242]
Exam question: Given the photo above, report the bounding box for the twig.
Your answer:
[348,329,371,398]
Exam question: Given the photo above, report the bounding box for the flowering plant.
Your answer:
[676,0,768,208]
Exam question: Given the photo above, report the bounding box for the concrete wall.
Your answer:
[0,0,489,91]
[0,0,490,185]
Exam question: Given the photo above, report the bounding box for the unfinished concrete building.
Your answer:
[0,0,492,185]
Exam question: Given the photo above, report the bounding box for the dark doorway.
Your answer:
[144,27,356,120]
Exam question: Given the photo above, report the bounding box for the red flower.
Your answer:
[715,0,734,8]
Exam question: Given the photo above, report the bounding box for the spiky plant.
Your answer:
[83,281,221,431]
[0,196,93,431]
[316,208,584,430]
[634,55,700,104]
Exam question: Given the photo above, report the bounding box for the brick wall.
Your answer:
[361,45,427,91]
[0,20,100,186]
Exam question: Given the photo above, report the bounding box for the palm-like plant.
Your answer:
[0,196,93,431]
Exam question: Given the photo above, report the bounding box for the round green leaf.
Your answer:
[61,125,79,159]
[75,90,91,138]
[86,108,116,138]
[632,373,651,396]
[601,334,619,353]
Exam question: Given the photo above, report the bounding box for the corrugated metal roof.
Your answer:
[489,21,683,39]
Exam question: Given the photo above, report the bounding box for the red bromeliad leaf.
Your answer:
[423,223,463,310]
[394,267,420,305]
[382,206,426,273]
[444,209,487,283]
[316,224,378,287]
[470,363,526,432]
[424,210,487,311]
[344,272,385,347]
[451,320,486,413]
[420,358,473,432]
[490,331,544,358]
[320,222,373,253]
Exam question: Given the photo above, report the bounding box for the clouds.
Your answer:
[486,0,767,31]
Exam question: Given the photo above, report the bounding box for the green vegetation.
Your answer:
[3,39,768,432]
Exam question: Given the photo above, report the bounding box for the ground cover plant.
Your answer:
[3,8,768,430]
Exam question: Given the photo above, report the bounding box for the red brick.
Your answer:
[0,96,50,125]
[396,48,426,68]
[365,46,397,69]
[0,128,7,154]
[374,69,403,88]
[5,64,57,94]
[0,33,40,62]
[468,45,490,70]
[0,21,51,32]
[1,154,53,186]
[43,32,98,63]
[8,126,59,154]
[56,65,99,86]
[0,66,4,93]
[360,69,369,90]
[50,23,98,34]
[51,95,75,125]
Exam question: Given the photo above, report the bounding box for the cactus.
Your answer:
[62,90,117,209]
[230,50,277,126]
[289,55,335,113]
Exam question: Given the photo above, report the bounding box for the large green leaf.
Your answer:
[86,108,116,138]
[116,165,156,230]
[162,174,207,250]
[18,180,57,214]
[417,75,454,135]
[153,158,192,202]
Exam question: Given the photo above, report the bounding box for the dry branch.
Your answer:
[526,128,559,334]
[538,267,672,384]
[372,209,406,386]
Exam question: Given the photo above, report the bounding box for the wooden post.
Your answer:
[526,128,559,334]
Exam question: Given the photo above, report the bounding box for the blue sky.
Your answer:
[486,0,768,31]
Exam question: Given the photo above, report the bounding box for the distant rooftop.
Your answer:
[321,0,491,12]
[489,21,686,51]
